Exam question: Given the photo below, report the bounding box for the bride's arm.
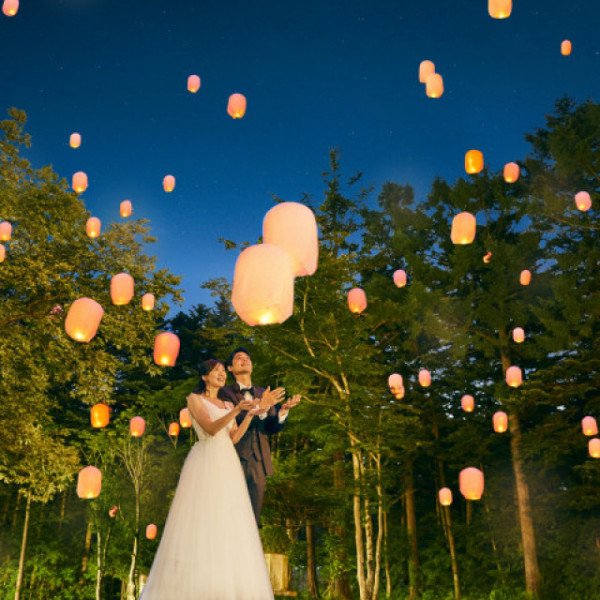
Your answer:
[187,394,241,437]
[229,404,255,444]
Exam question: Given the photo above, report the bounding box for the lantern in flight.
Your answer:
[438,487,453,506]
[120,200,132,218]
[65,298,104,342]
[180,408,192,428]
[72,171,88,193]
[506,366,522,388]
[2,0,19,16]
[130,416,146,437]
[451,212,476,244]
[419,369,431,387]
[425,73,444,98]
[86,217,101,238]
[232,244,295,325]
[483,252,492,263]
[0,221,11,241]
[111,273,134,305]
[388,373,403,392]
[561,40,572,56]
[465,150,484,174]
[520,270,531,286]
[187,75,201,93]
[575,191,592,212]
[394,387,406,400]
[459,467,484,500]
[503,162,520,183]
[77,466,102,499]
[146,524,158,539]
[493,411,508,433]
[461,394,475,412]
[348,288,367,314]
[589,438,600,458]
[169,422,180,436]
[163,175,175,192]
[227,93,247,119]
[393,269,407,288]
[0,244,5,262]
[154,332,181,366]
[142,293,155,311]
[582,416,598,436]
[108,506,118,518]
[419,60,435,83]
[91,404,110,428]
[70,133,81,148]
[263,202,319,276]
[512,327,525,343]
[488,0,511,18]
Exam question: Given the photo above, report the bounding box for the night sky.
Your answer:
[1,0,599,313]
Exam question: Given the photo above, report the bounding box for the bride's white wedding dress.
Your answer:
[139,397,274,600]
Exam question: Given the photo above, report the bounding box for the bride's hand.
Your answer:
[258,387,285,410]
[238,399,256,412]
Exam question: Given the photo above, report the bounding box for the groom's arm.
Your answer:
[255,387,287,435]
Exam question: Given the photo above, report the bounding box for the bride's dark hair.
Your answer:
[192,359,224,393]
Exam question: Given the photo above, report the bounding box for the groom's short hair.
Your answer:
[226,346,251,367]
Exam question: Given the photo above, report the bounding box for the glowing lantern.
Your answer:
[168,422,180,436]
[142,293,155,311]
[589,438,600,458]
[419,369,431,387]
[504,162,520,183]
[180,408,192,428]
[438,488,453,506]
[393,270,407,288]
[0,221,12,240]
[348,288,367,314]
[65,298,104,342]
[70,133,81,148]
[110,273,134,306]
[77,466,102,499]
[483,252,492,263]
[459,467,484,500]
[512,327,525,343]
[465,150,484,174]
[506,366,522,388]
[108,506,118,518]
[575,191,592,212]
[394,387,405,400]
[425,73,444,98]
[72,171,88,193]
[86,217,101,238]
[262,202,319,276]
[488,0,511,18]
[582,416,598,436]
[419,60,435,83]
[2,0,18,16]
[461,394,475,412]
[130,416,146,437]
[187,75,201,93]
[0,244,5,262]
[163,175,175,192]
[561,40,572,56]
[91,404,110,428]
[120,200,132,218]
[451,212,476,245]
[231,244,295,325]
[493,411,508,433]
[227,93,247,119]
[146,524,158,539]
[154,332,181,366]
[520,270,531,286]
[388,373,403,391]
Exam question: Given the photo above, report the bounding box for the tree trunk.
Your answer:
[306,521,320,598]
[14,493,31,600]
[11,492,21,528]
[383,510,391,598]
[405,463,419,600]
[332,451,352,600]
[81,520,93,575]
[126,483,141,600]
[351,444,367,600]
[58,491,67,530]
[96,529,102,600]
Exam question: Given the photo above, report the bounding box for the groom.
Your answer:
[219,347,300,526]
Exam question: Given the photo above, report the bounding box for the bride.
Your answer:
[139,358,285,600]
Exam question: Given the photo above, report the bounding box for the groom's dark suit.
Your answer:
[218,383,286,526]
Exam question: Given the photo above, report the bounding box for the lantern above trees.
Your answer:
[111,273,135,305]
[65,298,104,342]
[393,269,407,288]
[72,171,88,193]
[227,93,247,119]
[187,75,201,93]
[461,394,475,412]
[459,467,484,500]
[130,416,146,437]
[506,366,522,387]
[77,466,102,499]
[120,200,132,218]
[465,150,484,174]
[425,73,444,98]
[86,217,101,238]
[575,191,592,212]
[561,40,572,56]
[451,212,476,245]
[2,0,19,16]
[348,288,367,314]
[438,487,453,506]
[70,133,81,148]
[488,0,511,18]
[582,417,598,436]
[419,60,435,83]
[163,175,175,192]
[91,403,110,428]
[0,221,11,241]
[493,411,508,433]
[154,332,181,366]
[503,162,520,183]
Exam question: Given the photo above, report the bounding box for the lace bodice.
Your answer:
[190,396,234,441]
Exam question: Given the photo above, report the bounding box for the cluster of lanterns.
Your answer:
[438,467,485,506]
[419,60,443,99]
[581,416,600,458]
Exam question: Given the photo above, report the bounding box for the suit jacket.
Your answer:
[218,383,286,476]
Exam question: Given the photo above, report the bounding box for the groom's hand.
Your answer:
[258,386,285,411]
[279,394,301,418]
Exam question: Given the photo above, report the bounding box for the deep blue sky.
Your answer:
[1,0,598,313]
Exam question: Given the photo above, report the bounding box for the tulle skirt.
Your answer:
[139,435,274,600]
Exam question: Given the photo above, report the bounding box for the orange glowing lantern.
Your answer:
[0,244,5,262]
[154,332,181,366]
[451,212,476,245]
[488,0,511,18]
[142,293,155,311]
[438,487,453,506]
[110,273,134,306]
[459,467,484,500]
[503,162,520,183]
[146,524,158,539]
[86,217,101,238]
[419,369,431,387]
[506,365,522,388]
[108,506,118,518]
[425,73,444,98]
[348,288,367,314]
[512,327,525,343]
[227,93,247,119]
[70,133,81,148]
[2,0,19,17]
[461,394,475,412]
[465,150,484,174]
[120,200,132,218]
[130,416,146,437]
[77,466,102,499]
[575,191,592,212]
[72,171,88,193]
[393,269,407,288]
[589,438,600,458]
[388,373,403,391]
[483,252,492,263]
[187,75,201,93]
[582,417,598,436]
[65,298,104,342]
[169,422,180,436]
[394,387,406,400]
[180,408,192,428]
[493,411,508,433]
[232,244,295,325]
[262,202,319,276]
[0,221,11,241]
[561,40,572,56]
[91,403,110,428]
[419,60,435,83]
[163,175,175,192]
[520,270,531,286]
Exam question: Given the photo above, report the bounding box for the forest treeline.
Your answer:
[1,97,600,600]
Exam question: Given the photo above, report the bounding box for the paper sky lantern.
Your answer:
[130,416,146,437]
[506,365,522,388]
[142,293,155,311]
[520,270,531,286]
[91,403,110,428]
[512,327,525,343]
[461,394,475,412]
[120,200,132,218]
[168,422,180,436]
[388,373,403,390]
[2,0,19,17]
[227,93,247,119]
[0,244,5,263]
[493,411,508,433]
[348,288,367,314]
[465,150,484,174]
[232,244,295,325]
[575,191,592,212]
[394,387,405,400]
[180,408,192,428]
[425,73,444,98]
[70,133,81,148]
[419,60,435,83]
[459,467,484,500]
[111,273,134,306]
[451,212,476,244]
[187,75,201,93]
[65,298,104,342]
[419,369,431,387]
[146,524,158,540]
[0,221,11,241]
[438,487,453,506]
[154,332,181,366]
[108,506,118,518]
[263,202,319,276]
[488,0,511,18]
[561,40,572,56]
[393,269,407,288]
[589,438,600,458]
[483,252,492,263]
[163,175,175,192]
[72,171,88,193]
[582,417,598,436]
[504,162,520,183]
[86,217,101,238]
[77,466,102,499]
